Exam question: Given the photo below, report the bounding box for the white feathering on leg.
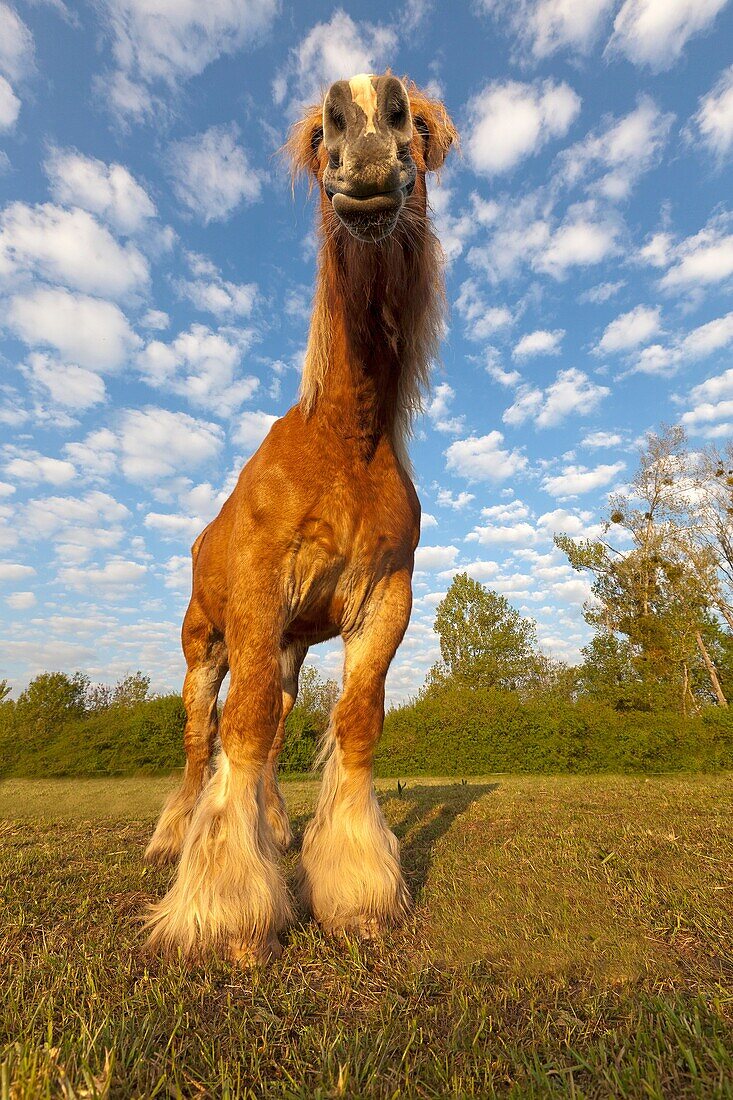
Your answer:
[145,753,293,963]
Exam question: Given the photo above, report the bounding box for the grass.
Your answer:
[2,773,733,1097]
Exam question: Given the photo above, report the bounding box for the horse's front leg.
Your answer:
[298,569,412,937]
[145,591,293,965]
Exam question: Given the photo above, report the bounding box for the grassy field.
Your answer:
[2,773,733,1098]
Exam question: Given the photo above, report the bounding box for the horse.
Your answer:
[144,73,457,965]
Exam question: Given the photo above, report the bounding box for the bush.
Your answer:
[376,683,733,776]
[3,675,732,780]
[0,694,186,778]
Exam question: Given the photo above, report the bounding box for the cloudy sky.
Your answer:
[1,0,732,701]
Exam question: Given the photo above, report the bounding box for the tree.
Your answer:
[431,574,537,691]
[112,672,151,708]
[281,665,339,772]
[14,671,89,743]
[556,426,731,712]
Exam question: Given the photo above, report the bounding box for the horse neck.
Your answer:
[304,226,435,463]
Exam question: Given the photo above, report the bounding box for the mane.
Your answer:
[285,81,455,471]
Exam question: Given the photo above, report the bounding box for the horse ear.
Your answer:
[409,89,458,172]
[284,103,324,183]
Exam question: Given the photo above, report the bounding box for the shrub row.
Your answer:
[377,685,733,776]
[2,684,732,778]
[0,695,321,779]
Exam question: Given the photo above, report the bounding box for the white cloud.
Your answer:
[421,512,438,529]
[57,557,147,591]
[0,562,36,581]
[607,0,729,71]
[167,125,263,224]
[680,367,733,434]
[658,214,733,292]
[504,368,610,428]
[100,0,278,117]
[445,431,528,482]
[535,201,621,278]
[176,253,257,318]
[535,507,601,538]
[273,10,397,112]
[436,488,475,510]
[0,202,150,299]
[45,148,157,234]
[596,305,661,353]
[137,323,259,414]
[7,590,36,610]
[467,193,553,285]
[639,230,673,267]
[580,280,625,303]
[63,430,119,481]
[428,183,499,264]
[691,65,733,161]
[0,74,20,130]
[477,0,616,59]
[557,96,674,200]
[6,287,140,371]
[480,499,531,522]
[467,520,538,545]
[4,448,76,486]
[633,311,733,375]
[542,461,626,498]
[415,544,460,571]
[581,430,624,448]
[0,1,30,129]
[118,407,224,482]
[427,383,465,434]
[0,2,34,84]
[513,329,564,358]
[144,512,202,541]
[465,79,581,176]
[469,196,620,284]
[22,353,107,410]
[461,560,502,582]
[19,490,130,548]
[686,366,733,405]
[141,309,169,331]
[455,279,513,340]
[232,410,278,450]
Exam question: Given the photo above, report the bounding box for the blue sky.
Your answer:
[1,0,733,702]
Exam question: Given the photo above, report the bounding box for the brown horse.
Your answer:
[145,73,457,964]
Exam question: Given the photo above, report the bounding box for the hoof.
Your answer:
[144,838,182,867]
[266,811,293,854]
[319,913,393,941]
[229,935,283,967]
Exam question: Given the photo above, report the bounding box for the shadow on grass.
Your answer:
[288,780,499,895]
[386,782,499,895]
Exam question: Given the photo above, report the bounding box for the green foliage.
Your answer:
[280,665,339,774]
[14,672,89,746]
[432,573,537,690]
[377,682,733,777]
[0,692,186,778]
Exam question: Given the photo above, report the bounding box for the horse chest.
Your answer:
[284,476,415,632]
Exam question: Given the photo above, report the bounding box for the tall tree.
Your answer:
[431,573,537,690]
[557,426,731,711]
